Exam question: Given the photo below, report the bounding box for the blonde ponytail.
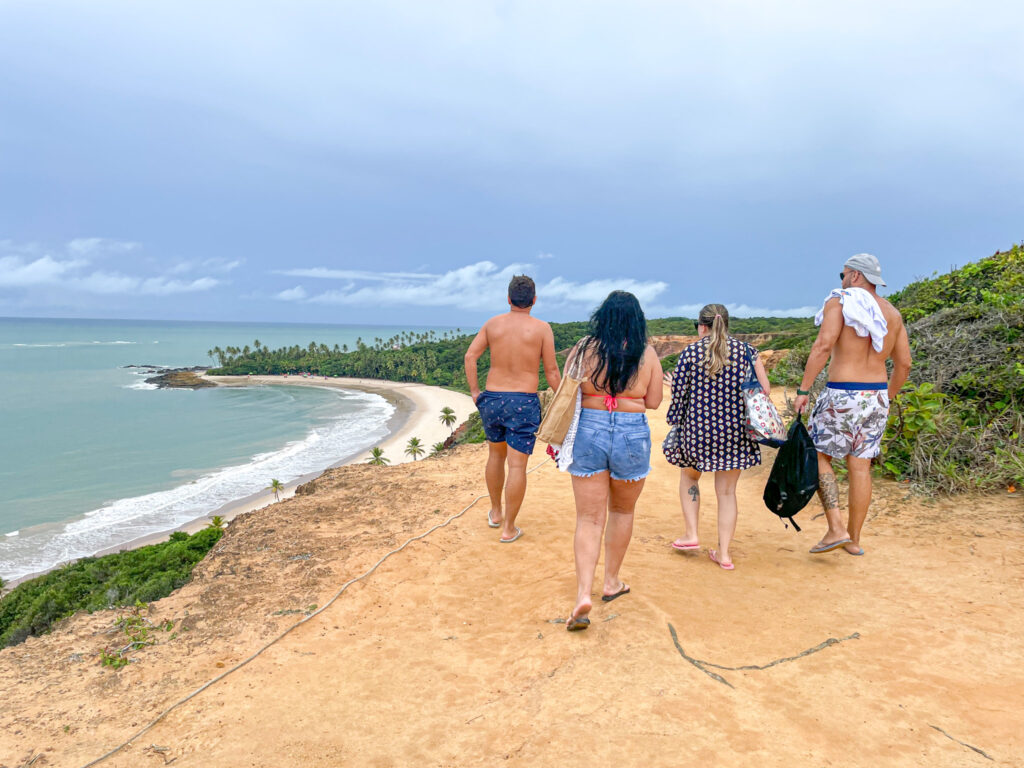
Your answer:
[698,303,731,378]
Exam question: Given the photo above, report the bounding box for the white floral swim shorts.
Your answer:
[809,383,890,459]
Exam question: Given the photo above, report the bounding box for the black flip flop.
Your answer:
[566,616,591,632]
[601,585,630,602]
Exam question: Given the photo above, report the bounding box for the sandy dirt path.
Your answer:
[2,386,1021,767]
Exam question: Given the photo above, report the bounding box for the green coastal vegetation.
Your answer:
[0,527,222,649]
[206,317,813,452]
[205,317,812,391]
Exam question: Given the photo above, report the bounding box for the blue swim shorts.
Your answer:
[569,409,652,482]
[476,390,541,455]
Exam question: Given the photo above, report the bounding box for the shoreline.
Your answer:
[3,375,474,590]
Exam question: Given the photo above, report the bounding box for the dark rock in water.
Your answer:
[145,370,217,389]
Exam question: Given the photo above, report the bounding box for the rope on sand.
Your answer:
[78,458,551,767]
[928,725,994,762]
[668,623,860,688]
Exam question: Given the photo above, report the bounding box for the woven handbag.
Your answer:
[740,344,787,446]
[535,340,586,445]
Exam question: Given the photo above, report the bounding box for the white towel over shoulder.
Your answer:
[551,389,582,472]
[815,287,888,352]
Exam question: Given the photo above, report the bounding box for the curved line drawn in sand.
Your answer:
[76,460,551,768]
[667,623,860,688]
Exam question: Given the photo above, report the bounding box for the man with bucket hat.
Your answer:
[793,254,912,556]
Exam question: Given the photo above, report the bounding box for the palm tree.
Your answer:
[431,441,446,456]
[268,478,284,501]
[368,446,390,465]
[208,515,225,529]
[439,406,457,433]
[405,437,425,461]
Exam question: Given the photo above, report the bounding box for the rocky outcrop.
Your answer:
[145,369,217,389]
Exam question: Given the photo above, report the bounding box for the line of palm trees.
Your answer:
[205,330,465,370]
[367,406,460,466]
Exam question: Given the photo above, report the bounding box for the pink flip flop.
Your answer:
[671,540,701,552]
[708,549,735,570]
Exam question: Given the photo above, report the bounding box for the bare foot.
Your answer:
[844,542,865,555]
[487,509,502,527]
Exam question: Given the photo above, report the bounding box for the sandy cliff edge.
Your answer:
[1,384,1022,767]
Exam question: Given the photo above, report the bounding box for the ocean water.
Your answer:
[0,317,454,582]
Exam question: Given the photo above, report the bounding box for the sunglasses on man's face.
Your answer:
[839,272,846,281]
[693,321,700,331]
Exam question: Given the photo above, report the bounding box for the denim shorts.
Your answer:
[568,409,652,482]
[476,390,541,455]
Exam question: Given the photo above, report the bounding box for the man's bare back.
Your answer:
[827,294,908,386]
[465,310,560,397]
[482,312,557,393]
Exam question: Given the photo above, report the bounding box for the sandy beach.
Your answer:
[112,375,475,547]
[4,376,474,589]
[203,374,476,490]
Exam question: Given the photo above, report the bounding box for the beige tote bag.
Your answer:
[535,340,587,446]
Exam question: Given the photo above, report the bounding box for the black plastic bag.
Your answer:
[762,415,820,531]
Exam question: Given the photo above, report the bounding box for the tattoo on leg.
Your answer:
[687,484,699,502]
[817,474,840,511]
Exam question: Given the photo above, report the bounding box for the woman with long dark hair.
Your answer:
[565,291,663,631]
[664,303,770,570]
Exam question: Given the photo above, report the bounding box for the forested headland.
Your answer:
[205,316,813,391]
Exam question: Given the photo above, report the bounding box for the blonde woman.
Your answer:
[664,304,770,570]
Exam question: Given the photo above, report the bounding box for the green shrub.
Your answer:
[881,247,1024,491]
[0,527,222,648]
[455,411,487,445]
[888,245,1024,324]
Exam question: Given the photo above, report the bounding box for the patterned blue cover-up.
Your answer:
[666,336,761,472]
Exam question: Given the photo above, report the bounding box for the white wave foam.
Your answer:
[11,340,138,348]
[4,530,19,537]
[125,380,159,391]
[0,389,394,581]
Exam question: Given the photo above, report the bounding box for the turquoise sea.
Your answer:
[0,318,454,582]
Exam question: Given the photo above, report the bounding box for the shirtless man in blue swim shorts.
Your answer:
[793,254,912,556]
[464,275,561,543]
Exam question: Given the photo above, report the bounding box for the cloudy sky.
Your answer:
[1,1,1021,325]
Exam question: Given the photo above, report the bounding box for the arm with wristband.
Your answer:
[793,298,843,414]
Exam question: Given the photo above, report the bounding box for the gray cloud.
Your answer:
[0,239,221,297]
[273,268,440,281]
[284,260,668,311]
[66,238,140,255]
